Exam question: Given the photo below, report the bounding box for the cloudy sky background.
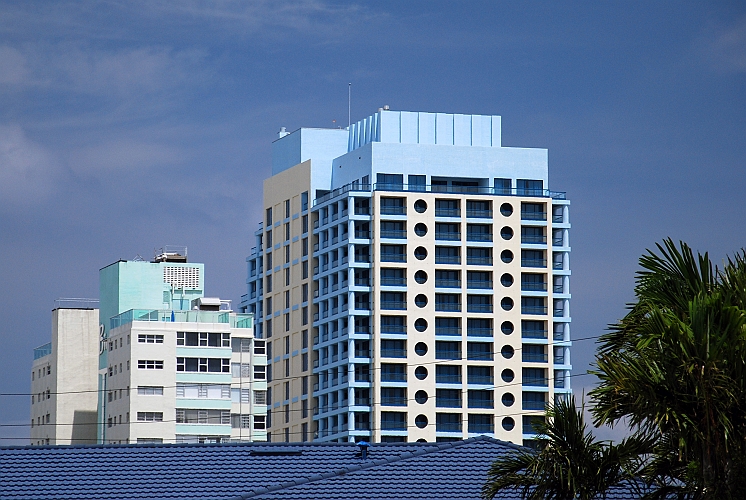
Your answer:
[1,1,744,443]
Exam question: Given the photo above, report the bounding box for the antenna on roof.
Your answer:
[358,440,370,460]
[348,83,351,129]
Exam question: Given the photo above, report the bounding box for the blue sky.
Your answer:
[1,1,744,443]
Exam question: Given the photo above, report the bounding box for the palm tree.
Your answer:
[482,396,647,500]
[590,239,746,499]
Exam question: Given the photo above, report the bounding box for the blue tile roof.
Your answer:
[0,436,644,500]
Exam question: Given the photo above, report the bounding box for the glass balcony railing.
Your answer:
[380,230,407,239]
[467,328,493,337]
[467,375,494,385]
[522,306,548,315]
[435,398,462,408]
[466,210,492,218]
[522,259,547,268]
[435,327,461,336]
[467,280,493,290]
[380,373,407,383]
[523,353,548,363]
[33,343,52,360]
[381,396,407,406]
[435,303,461,312]
[381,254,406,263]
[521,235,546,244]
[380,301,406,310]
[467,257,492,266]
[381,349,407,358]
[435,232,461,241]
[521,211,547,221]
[435,256,460,265]
[380,206,406,215]
[467,304,493,313]
[435,374,462,384]
[522,401,546,410]
[523,378,548,387]
[436,422,462,432]
[110,309,253,330]
[380,277,407,286]
[381,325,406,335]
[435,208,461,217]
[467,233,493,242]
[435,279,461,288]
[522,329,547,339]
[468,423,494,433]
[522,282,547,291]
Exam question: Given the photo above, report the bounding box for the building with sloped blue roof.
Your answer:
[0,436,646,499]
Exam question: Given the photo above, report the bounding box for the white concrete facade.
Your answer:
[31,306,100,445]
[102,312,267,444]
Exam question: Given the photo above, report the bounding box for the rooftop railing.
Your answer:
[33,342,52,360]
[312,182,566,207]
[110,309,254,330]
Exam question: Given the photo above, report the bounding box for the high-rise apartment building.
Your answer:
[98,248,267,444]
[30,300,100,445]
[240,109,571,445]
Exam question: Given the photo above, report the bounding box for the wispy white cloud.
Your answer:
[696,15,746,73]
[0,124,60,209]
[67,138,188,175]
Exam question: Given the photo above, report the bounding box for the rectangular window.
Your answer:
[377,173,404,191]
[434,270,460,288]
[494,178,511,194]
[523,344,548,363]
[380,244,406,263]
[380,220,406,239]
[380,315,406,334]
[302,238,308,257]
[301,191,309,212]
[176,357,230,373]
[435,199,460,217]
[523,368,548,387]
[467,247,492,266]
[380,291,406,310]
[435,222,461,241]
[302,214,308,233]
[467,342,494,361]
[380,411,407,430]
[468,390,494,409]
[254,415,266,430]
[285,245,290,263]
[381,387,407,406]
[302,375,308,395]
[302,353,308,371]
[435,293,461,312]
[138,334,163,343]
[436,389,462,408]
[523,392,547,410]
[517,179,544,196]
[136,412,163,422]
[435,317,460,336]
[466,223,492,242]
[435,341,461,360]
[435,246,460,265]
[380,197,406,215]
[285,313,290,332]
[381,339,406,358]
[137,360,163,370]
[436,413,462,432]
[137,386,164,396]
[468,414,494,433]
[408,174,426,191]
[302,306,308,325]
[254,366,266,380]
[266,207,273,226]
[380,363,407,382]
[521,226,546,244]
[302,261,308,279]
[467,294,493,313]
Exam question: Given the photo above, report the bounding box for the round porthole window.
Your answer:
[415,294,428,308]
[501,345,514,359]
[501,369,515,383]
[414,200,427,213]
[501,250,513,263]
[502,417,515,431]
[414,270,428,284]
[415,366,428,380]
[501,393,515,407]
[416,438,427,443]
[500,203,513,217]
[415,342,428,356]
[414,246,428,260]
[414,318,428,332]
[500,226,514,240]
[414,223,428,236]
[500,273,513,287]
[501,321,514,335]
[415,415,429,429]
[501,297,514,311]
[415,390,428,404]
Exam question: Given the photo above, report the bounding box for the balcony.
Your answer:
[354,230,371,239]
[381,348,407,358]
[467,304,493,313]
[522,259,547,268]
[552,213,564,223]
[466,328,492,338]
[467,280,492,290]
[354,396,371,406]
[380,206,406,215]
[435,303,461,312]
[435,398,462,408]
[380,230,406,239]
[435,232,461,241]
[466,233,493,242]
[466,210,492,219]
[354,277,371,286]
[522,329,547,339]
[553,260,564,270]
[381,254,406,263]
[435,374,462,384]
[467,257,492,266]
[33,343,52,360]
[521,235,546,244]
[523,378,548,388]
[467,375,494,385]
[436,422,462,432]
[380,277,407,287]
[521,306,548,315]
[552,237,564,246]
[554,355,566,364]
[522,400,546,410]
[380,373,407,383]
[523,352,548,363]
[521,282,547,292]
[435,279,461,288]
[435,208,461,217]
[435,327,461,336]
[435,255,460,265]
[521,211,547,221]
[468,423,494,433]
[381,301,406,310]
[381,396,407,406]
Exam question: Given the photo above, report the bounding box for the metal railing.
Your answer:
[435,279,461,288]
[33,343,52,360]
[435,208,461,217]
[466,210,493,218]
[522,259,547,268]
[380,301,406,310]
[467,257,493,266]
[435,232,461,241]
[467,280,493,289]
[521,211,547,221]
[467,233,493,242]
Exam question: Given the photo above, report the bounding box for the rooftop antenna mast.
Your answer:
[348,83,351,129]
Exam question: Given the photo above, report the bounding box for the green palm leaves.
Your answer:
[591,239,746,498]
[483,240,746,499]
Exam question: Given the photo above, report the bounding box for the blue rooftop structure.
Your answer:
[1,436,645,499]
